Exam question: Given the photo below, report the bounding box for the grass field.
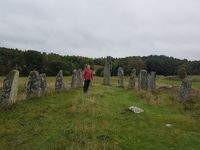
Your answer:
[0,76,200,150]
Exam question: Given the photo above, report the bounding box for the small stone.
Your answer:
[55,70,65,91]
[179,78,192,101]
[138,70,148,90]
[76,69,83,87]
[148,71,156,91]
[0,70,19,108]
[128,69,136,89]
[27,70,41,99]
[71,69,77,88]
[103,56,112,85]
[129,106,144,114]
[40,73,48,95]
[117,67,124,87]
[166,124,172,127]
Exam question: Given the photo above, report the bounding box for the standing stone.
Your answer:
[138,70,148,90]
[40,73,48,95]
[55,70,65,91]
[179,78,192,101]
[148,71,156,91]
[0,70,19,108]
[71,69,77,88]
[27,71,41,99]
[76,69,83,87]
[117,67,124,87]
[128,69,136,89]
[103,56,112,85]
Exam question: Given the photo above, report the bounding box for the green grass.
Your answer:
[157,75,200,89]
[0,77,200,150]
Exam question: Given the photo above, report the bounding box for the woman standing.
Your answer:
[83,65,93,95]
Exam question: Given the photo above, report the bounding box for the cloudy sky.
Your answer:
[0,0,200,60]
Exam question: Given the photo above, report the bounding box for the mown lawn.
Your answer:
[0,77,200,150]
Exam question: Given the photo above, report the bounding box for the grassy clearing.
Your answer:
[0,76,200,150]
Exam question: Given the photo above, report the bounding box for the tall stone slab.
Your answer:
[40,73,48,95]
[103,56,112,85]
[76,69,83,87]
[179,78,192,101]
[117,67,124,87]
[148,71,156,91]
[138,70,148,90]
[128,69,136,89]
[55,70,65,91]
[71,69,77,88]
[27,71,41,99]
[0,70,19,108]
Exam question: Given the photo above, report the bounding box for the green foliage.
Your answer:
[0,47,94,76]
[95,67,104,76]
[177,65,188,79]
[0,47,200,76]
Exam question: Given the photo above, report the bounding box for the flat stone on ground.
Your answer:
[129,106,144,114]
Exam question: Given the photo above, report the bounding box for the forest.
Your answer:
[0,47,200,76]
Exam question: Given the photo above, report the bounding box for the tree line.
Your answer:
[0,47,200,76]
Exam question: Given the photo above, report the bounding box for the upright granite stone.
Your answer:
[27,71,41,99]
[55,70,65,91]
[138,70,148,90]
[76,69,83,87]
[103,56,112,85]
[179,78,192,101]
[148,71,156,91]
[40,73,48,95]
[0,70,19,108]
[128,69,136,89]
[71,69,77,88]
[117,67,124,87]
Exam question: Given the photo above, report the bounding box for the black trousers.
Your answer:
[83,80,91,93]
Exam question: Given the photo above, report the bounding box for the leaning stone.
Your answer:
[117,67,124,87]
[179,78,192,101]
[55,70,65,91]
[76,69,83,87]
[40,73,48,95]
[148,71,156,91]
[27,70,41,99]
[71,69,77,88]
[138,70,148,90]
[103,56,112,85]
[129,106,144,114]
[0,70,19,108]
[128,69,136,89]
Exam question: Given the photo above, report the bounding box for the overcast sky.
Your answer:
[0,0,200,60]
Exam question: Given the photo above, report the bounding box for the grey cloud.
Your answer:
[0,0,200,60]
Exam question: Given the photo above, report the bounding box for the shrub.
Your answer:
[177,66,187,79]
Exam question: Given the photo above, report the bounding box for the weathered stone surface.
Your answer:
[103,56,112,85]
[40,73,48,95]
[27,71,41,99]
[55,70,65,91]
[129,106,144,114]
[76,69,83,87]
[138,70,148,90]
[148,71,156,91]
[128,69,136,89]
[179,78,192,101]
[117,67,124,87]
[71,69,77,88]
[0,70,19,108]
